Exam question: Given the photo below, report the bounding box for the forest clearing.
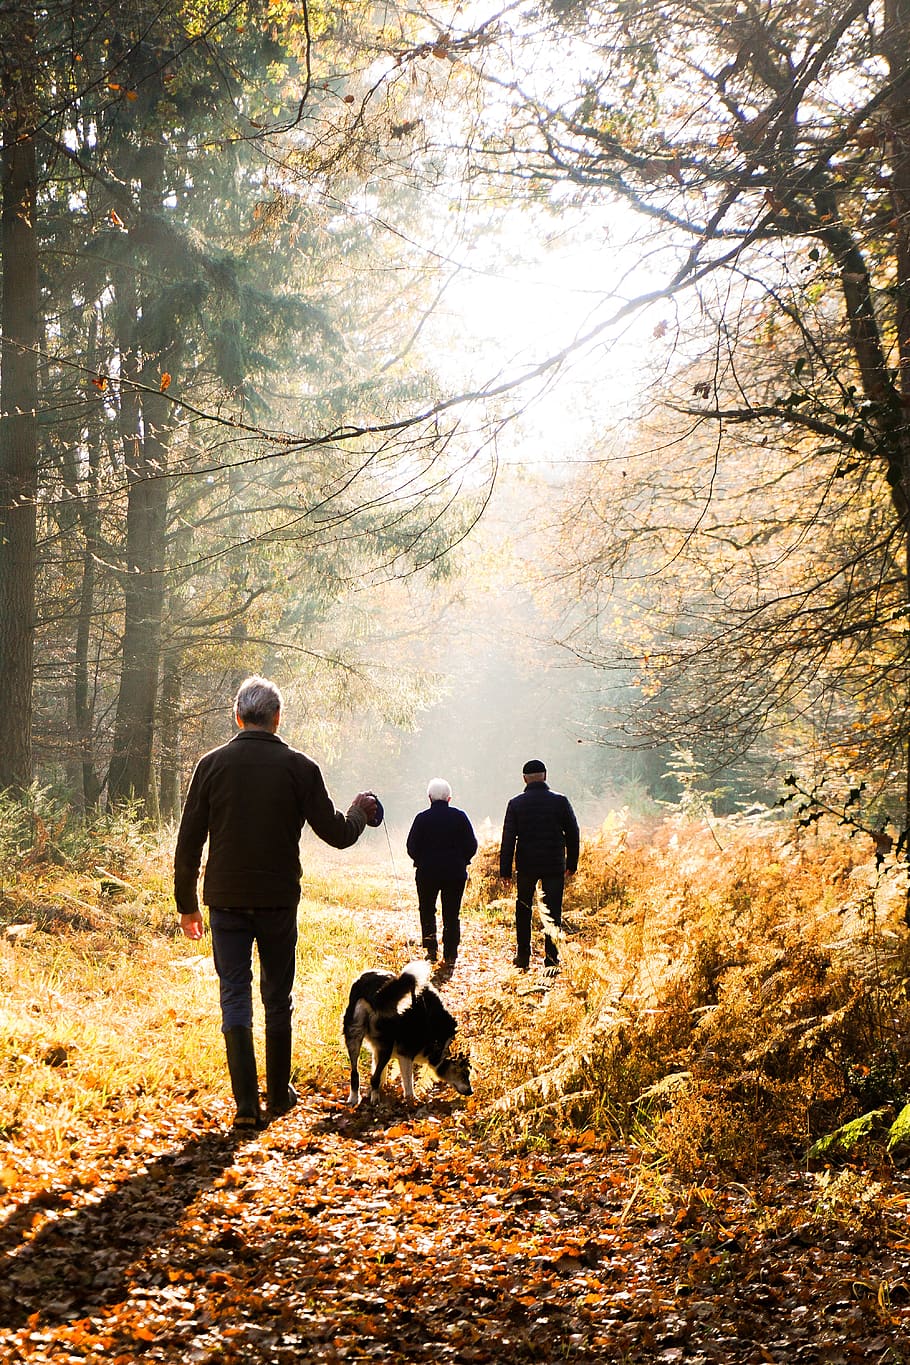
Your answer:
[2,810,910,1364]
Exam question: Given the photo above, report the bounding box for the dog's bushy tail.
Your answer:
[373,960,432,1015]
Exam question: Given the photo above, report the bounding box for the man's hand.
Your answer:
[350,792,381,825]
[180,911,204,941]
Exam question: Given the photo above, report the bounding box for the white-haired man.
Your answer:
[174,675,380,1129]
[405,777,478,966]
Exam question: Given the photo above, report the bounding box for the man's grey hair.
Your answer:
[234,675,283,726]
[427,777,452,802]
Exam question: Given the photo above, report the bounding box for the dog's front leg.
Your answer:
[345,1027,364,1105]
[369,1045,393,1105]
[397,1056,417,1104]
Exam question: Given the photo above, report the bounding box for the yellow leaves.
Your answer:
[489,1235,532,1256]
[130,1324,158,1342]
[393,1179,433,1197]
[159,372,172,392]
[109,209,125,229]
[91,375,108,391]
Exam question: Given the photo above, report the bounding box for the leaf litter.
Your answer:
[2,908,910,1362]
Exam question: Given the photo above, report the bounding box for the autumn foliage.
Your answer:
[2,806,910,1361]
[466,812,910,1174]
[1,796,909,1178]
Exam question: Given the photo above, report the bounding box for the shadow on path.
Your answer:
[0,1127,241,1330]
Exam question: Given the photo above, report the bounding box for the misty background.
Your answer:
[3,1,908,851]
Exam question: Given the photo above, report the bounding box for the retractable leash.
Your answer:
[365,791,410,918]
[383,820,403,892]
[380,821,422,956]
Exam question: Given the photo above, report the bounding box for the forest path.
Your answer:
[2,893,909,1362]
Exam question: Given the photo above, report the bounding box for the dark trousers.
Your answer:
[209,906,298,1032]
[515,872,564,966]
[415,871,466,960]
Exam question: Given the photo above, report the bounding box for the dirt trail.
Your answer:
[2,896,910,1362]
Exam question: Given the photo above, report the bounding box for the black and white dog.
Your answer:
[343,962,472,1106]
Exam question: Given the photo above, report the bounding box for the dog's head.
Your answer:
[439,1046,472,1096]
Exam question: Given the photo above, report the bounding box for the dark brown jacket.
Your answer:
[174,729,366,915]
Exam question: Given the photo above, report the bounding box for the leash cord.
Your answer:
[383,818,405,905]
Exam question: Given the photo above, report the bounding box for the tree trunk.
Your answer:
[74,435,103,810]
[106,378,172,808]
[883,0,910,914]
[0,19,38,794]
[158,645,181,823]
[106,136,176,811]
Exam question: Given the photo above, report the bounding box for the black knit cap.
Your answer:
[522,759,546,775]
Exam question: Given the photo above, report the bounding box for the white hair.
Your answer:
[426,777,452,802]
[234,675,282,726]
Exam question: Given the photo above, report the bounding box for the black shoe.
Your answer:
[425,940,438,963]
[224,1026,263,1129]
[512,954,530,970]
[267,1083,298,1119]
[265,1028,298,1119]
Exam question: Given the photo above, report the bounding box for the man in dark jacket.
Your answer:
[406,778,477,966]
[175,675,378,1129]
[499,759,580,972]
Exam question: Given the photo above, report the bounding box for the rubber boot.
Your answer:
[265,1027,298,1118]
[223,1026,262,1129]
[514,905,531,970]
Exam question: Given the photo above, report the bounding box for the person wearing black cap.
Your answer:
[498,759,580,972]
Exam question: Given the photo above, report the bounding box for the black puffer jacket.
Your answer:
[406,801,478,881]
[499,782,580,878]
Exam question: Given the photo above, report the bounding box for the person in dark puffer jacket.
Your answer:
[406,778,478,966]
[499,759,580,973]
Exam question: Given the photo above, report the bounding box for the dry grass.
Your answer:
[470,810,910,1174]
[0,817,380,1164]
[1,796,908,1178]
